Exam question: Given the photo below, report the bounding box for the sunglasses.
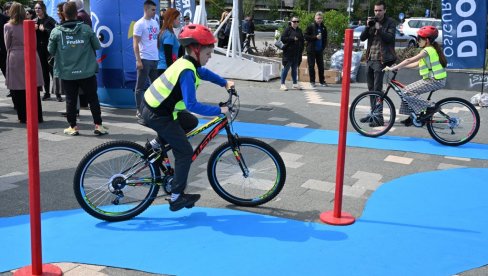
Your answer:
[291,20,299,23]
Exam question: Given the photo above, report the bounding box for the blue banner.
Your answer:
[175,0,196,24]
[442,0,487,69]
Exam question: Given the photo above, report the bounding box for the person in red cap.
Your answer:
[384,25,447,126]
[140,24,234,211]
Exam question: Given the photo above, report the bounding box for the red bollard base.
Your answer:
[320,210,356,225]
[13,264,63,276]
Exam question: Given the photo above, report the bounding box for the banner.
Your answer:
[175,0,196,24]
[442,0,487,69]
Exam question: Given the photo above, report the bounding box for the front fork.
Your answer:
[225,125,250,178]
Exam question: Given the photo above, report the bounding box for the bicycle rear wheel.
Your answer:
[207,137,286,206]
[74,141,160,221]
[349,91,396,137]
[426,97,480,146]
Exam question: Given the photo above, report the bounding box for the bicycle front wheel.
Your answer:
[207,137,286,206]
[349,91,396,137]
[426,97,480,146]
[74,141,160,221]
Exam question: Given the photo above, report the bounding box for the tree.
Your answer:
[324,10,349,47]
[206,0,227,19]
[243,0,255,17]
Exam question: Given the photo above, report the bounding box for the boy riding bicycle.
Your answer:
[140,24,234,211]
[384,26,448,126]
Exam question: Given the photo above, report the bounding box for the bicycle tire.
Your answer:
[207,137,286,206]
[73,140,160,221]
[426,97,480,146]
[349,91,396,137]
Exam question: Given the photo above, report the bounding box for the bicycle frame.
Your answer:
[382,71,435,104]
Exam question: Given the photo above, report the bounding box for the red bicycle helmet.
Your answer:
[417,25,438,42]
[178,24,216,47]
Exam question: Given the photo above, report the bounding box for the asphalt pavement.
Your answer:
[1,75,487,275]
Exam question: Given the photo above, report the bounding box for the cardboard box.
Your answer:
[325,70,342,84]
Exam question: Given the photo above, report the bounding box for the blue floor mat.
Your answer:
[1,168,488,275]
[203,120,488,160]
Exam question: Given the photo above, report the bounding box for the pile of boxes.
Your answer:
[285,56,342,84]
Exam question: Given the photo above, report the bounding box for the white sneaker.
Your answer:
[280,84,288,91]
[292,84,302,90]
[94,124,109,135]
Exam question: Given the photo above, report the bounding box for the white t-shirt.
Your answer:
[133,17,159,61]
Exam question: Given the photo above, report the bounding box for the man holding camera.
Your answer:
[360,0,397,126]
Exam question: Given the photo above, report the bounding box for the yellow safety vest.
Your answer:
[144,58,201,119]
[418,46,447,80]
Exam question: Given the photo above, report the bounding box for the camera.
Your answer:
[368,17,377,27]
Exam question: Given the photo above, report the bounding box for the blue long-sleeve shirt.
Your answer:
[180,67,227,116]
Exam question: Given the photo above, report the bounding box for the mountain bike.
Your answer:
[73,88,286,221]
[349,71,480,146]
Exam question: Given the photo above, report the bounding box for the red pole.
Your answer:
[13,20,62,276]
[319,29,356,226]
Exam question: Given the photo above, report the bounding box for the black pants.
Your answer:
[61,75,102,127]
[307,50,325,84]
[10,88,43,123]
[141,104,198,194]
[38,47,52,94]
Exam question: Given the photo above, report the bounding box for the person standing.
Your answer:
[279,17,304,91]
[0,9,9,79]
[157,8,181,75]
[34,1,57,101]
[71,0,91,27]
[359,0,397,126]
[133,0,159,120]
[4,2,44,123]
[304,11,328,87]
[48,1,107,136]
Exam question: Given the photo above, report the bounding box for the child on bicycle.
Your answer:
[384,26,447,126]
[140,24,234,211]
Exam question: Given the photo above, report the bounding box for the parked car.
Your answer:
[207,19,220,29]
[399,17,442,44]
[353,26,417,49]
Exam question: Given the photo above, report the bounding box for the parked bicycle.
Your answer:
[73,88,286,221]
[349,71,480,146]
[242,33,257,54]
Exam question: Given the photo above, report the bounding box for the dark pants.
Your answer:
[307,50,325,84]
[0,52,6,78]
[135,59,158,112]
[141,104,198,194]
[10,88,43,123]
[38,47,52,94]
[61,75,102,127]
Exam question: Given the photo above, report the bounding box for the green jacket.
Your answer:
[48,20,101,80]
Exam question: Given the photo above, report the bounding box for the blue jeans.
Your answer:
[280,61,298,84]
[135,59,158,112]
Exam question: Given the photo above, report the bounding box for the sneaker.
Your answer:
[64,126,79,136]
[42,93,51,101]
[320,82,328,87]
[56,95,63,102]
[169,193,201,212]
[280,84,288,91]
[369,116,384,127]
[400,117,413,127]
[292,84,302,90]
[94,124,109,135]
[417,105,440,121]
[359,116,372,123]
[310,82,316,87]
